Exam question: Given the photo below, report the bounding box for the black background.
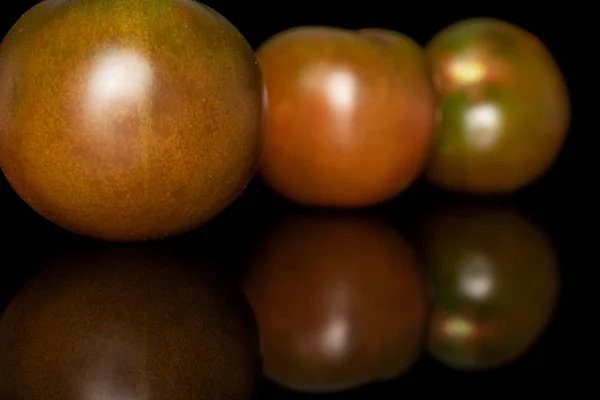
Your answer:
[0,0,584,396]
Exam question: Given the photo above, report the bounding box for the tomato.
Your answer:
[0,0,264,241]
[418,204,560,369]
[243,212,428,392]
[425,18,570,193]
[258,26,436,207]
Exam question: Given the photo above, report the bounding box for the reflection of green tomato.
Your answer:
[425,18,570,193]
[418,205,559,370]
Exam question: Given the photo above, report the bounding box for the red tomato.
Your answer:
[258,27,436,207]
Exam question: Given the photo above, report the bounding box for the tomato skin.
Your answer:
[418,204,560,370]
[425,18,570,193]
[257,26,436,207]
[0,0,264,242]
[243,213,428,392]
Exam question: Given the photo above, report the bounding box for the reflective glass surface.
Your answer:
[0,1,581,397]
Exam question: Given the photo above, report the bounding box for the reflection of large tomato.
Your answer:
[243,213,428,392]
[418,205,560,370]
[0,245,261,400]
[257,27,436,207]
[425,18,570,193]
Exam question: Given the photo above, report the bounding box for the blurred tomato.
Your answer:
[425,18,570,193]
[257,27,436,207]
[243,212,428,392]
[418,204,560,369]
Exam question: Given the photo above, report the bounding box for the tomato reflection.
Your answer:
[418,204,559,370]
[0,244,261,399]
[243,212,428,392]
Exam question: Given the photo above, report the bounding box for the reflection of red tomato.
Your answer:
[425,18,570,193]
[257,26,436,207]
[243,213,428,392]
[418,205,560,369]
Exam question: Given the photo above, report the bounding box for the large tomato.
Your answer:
[425,18,570,193]
[0,0,264,241]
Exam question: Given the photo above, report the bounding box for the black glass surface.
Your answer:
[1,0,582,397]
